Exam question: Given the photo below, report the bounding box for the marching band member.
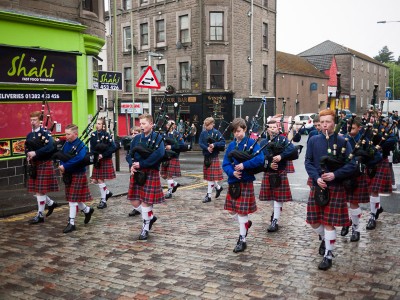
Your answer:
[199,117,225,203]
[25,111,59,224]
[127,126,141,217]
[89,117,116,209]
[58,124,94,233]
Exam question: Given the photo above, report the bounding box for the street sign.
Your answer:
[120,102,143,114]
[136,66,161,89]
[386,89,392,99]
[234,98,244,105]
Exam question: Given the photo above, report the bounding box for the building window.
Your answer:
[156,63,166,86]
[140,23,148,46]
[140,0,148,5]
[210,60,224,89]
[123,0,132,10]
[352,56,355,69]
[124,67,132,92]
[156,19,165,43]
[361,78,364,90]
[367,79,370,91]
[123,26,131,52]
[210,12,223,41]
[263,64,268,90]
[179,15,190,43]
[179,62,190,89]
[97,95,103,111]
[82,0,93,11]
[361,96,363,108]
[263,0,268,7]
[262,23,268,49]
[367,62,370,73]
[352,76,355,90]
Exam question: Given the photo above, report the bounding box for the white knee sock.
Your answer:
[134,205,142,213]
[77,202,90,213]
[207,181,214,196]
[350,207,362,231]
[370,196,380,215]
[141,206,153,231]
[214,181,221,190]
[238,215,248,242]
[273,201,283,221]
[37,195,46,215]
[167,179,174,192]
[324,229,336,258]
[313,224,325,239]
[99,183,107,202]
[69,202,78,225]
[45,195,54,206]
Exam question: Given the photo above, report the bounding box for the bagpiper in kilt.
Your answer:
[25,111,59,225]
[160,120,183,199]
[222,118,264,253]
[58,124,94,234]
[306,115,322,187]
[128,113,165,241]
[199,117,225,203]
[305,109,356,271]
[89,117,116,209]
[259,120,295,233]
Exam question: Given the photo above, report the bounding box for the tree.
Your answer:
[385,62,400,99]
[374,46,395,63]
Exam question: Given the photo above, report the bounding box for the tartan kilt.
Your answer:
[306,184,351,227]
[203,156,224,181]
[91,157,116,180]
[368,158,392,194]
[160,157,181,179]
[347,174,370,204]
[259,170,292,202]
[306,177,313,187]
[28,160,59,194]
[286,160,295,173]
[225,182,257,214]
[64,172,92,203]
[127,168,165,205]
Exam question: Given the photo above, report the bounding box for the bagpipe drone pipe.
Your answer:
[206,120,231,151]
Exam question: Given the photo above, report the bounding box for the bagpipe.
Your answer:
[206,120,230,151]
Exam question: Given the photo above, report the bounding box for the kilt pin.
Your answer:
[368,158,392,194]
[128,168,165,205]
[91,157,116,180]
[65,172,92,203]
[28,160,59,194]
[225,182,257,215]
[203,156,224,181]
[160,157,181,179]
[307,185,351,227]
[346,173,370,204]
[259,170,292,202]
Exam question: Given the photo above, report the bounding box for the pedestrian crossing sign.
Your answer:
[136,66,161,89]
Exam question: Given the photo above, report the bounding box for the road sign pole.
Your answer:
[148,54,152,116]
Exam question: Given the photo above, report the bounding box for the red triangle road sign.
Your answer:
[136,66,161,89]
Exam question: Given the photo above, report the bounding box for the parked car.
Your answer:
[294,113,317,130]
[340,109,352,120]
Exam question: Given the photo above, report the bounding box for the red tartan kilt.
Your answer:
[259,171,292,202]
[225,182,257,214]
[286,160,295,173]
[347,174,370,204]
[368,158,392,194]
[65,172,92,202]
[91,157,116,180]
[306,184,351,227]
[160,157,181,178]
[203,156,223,181]
[127,168,165,205]
[28,160,59,194]
[306,177,313,187]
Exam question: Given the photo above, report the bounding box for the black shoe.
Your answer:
[63,223,76,233]
[270,212,274,223]
[138,229,149,240]
[29,214,44,224]
[105,191,113,200]
[375,206,383,220]
[267,219,279,232]
[46,201,58,217]
[246,220,252,237]
[215,186,223,198]
[165,191,172,199]
[202,195,211,203]
[318,256,333,271]
[366,216,376,230]
[84,207,94,224]
[233,236,247,253]
[172,183,181,193]
[319,240,326,256]
[97,201,107,209]
[350,228,360,242]
[340,223,351,237]
[128,209,140,217]
[149,216,157,230]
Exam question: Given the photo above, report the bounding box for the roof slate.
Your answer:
[276,51,329,78]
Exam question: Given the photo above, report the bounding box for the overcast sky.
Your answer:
[277,0,400,60]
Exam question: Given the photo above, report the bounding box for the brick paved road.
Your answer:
[1,181,399,299]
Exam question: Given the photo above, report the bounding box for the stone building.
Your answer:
[107,0,277,136]
[299,40,389,114]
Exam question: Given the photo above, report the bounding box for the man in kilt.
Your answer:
[305,109,356,271]
[58,124,94,233]
[25,111,59,224]
[90,117,116,209]
[222,118,264,253]
[127,114,165,241]
[259,120,295,232]
[199,117,225,203]
[160,120,183,199]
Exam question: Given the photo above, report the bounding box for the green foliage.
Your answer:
[374,46,395,63]
[385,62,400,99]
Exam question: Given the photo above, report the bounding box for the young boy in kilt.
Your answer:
[127,114,165,240]
[222,118,264,253]
[89,117,116,209]
[199,117,225,203]
[259,120,295,233]
[305,109,356,271]
[25,111,59,224]
[58,124,94,233]
[160,120,183,199]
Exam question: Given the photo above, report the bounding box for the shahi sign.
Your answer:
[97,71,122,90]
[0,45,77,85]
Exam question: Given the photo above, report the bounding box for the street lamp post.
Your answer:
[147,51,164,116]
